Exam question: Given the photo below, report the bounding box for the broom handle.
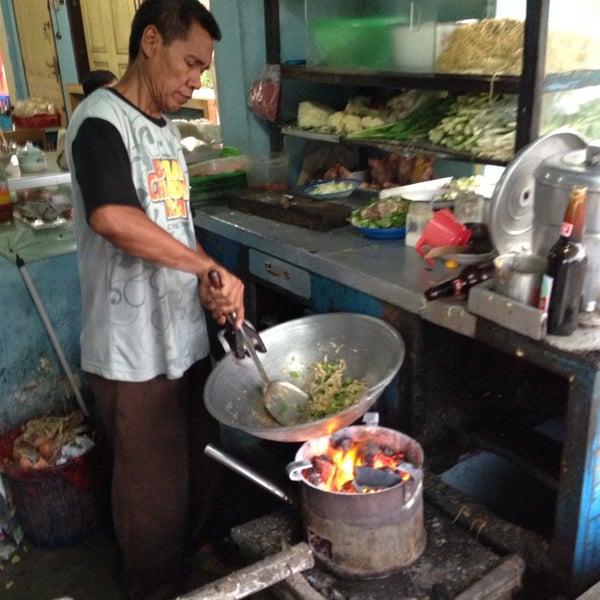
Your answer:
[16,255,89,416]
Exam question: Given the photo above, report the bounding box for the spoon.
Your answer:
[207,270,309,426]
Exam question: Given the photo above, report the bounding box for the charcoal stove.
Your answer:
[205,422,529,599]
[289,424,426,579]
[206,420,426,580]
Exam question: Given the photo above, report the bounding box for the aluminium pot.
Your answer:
[289,425,426,579]
[533,142,600,256]
[204,423,426,580]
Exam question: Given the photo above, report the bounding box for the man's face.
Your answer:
[148,22,214,113]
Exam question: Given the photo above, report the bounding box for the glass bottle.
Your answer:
[405,202,433,248]
[538,185,588,336]
[424,260,495,300]
[0,161,13,226]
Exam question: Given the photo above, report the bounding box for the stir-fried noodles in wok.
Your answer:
[301,357,367,421]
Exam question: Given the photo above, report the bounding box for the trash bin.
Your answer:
[0,424,108,548]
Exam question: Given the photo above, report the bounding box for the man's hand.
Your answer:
[199,268,245,327]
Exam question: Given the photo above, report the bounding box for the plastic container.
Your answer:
[246,152,289,193]
[17,141,48,174]
[308,15,407,70]
[187,155,248,178]
[415,207,472,258]
[0,425,107,548]
[12,114,60,129]
[405,202,433,247]
[392,1,437,72]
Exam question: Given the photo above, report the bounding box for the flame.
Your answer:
[306,438,410,493]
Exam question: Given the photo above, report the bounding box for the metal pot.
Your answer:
[533,143,600,256]
[493,253,547,307]
[204,422,426,580]
[203,313,405,442]
[290,425,426,579]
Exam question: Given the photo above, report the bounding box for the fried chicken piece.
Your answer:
[322,164,353,180]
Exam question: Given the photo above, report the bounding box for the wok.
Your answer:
[204,312,405,442]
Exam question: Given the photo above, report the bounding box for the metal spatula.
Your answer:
[208,270,308,426]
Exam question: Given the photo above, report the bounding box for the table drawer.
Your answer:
[248,249,311,299]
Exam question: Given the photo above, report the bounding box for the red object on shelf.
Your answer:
[12,113,61,129]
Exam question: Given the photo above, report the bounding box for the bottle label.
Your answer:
[560,221,573,238]
[539,274,554,313]
[0,184,9,206]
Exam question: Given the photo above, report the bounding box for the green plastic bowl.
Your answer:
[309,15,408,69]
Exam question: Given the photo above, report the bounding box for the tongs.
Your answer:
[208,269,309,425]
[207,270,266,359]
[223,318,267,359]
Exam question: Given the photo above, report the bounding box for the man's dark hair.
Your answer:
[128,0,221,62]
[82,69,117,97]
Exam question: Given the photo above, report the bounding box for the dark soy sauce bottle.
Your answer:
[539,185,588,336]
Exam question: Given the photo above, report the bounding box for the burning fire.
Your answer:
[303,436,413,493]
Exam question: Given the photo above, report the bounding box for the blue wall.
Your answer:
[0,253,82,432]
[210,1,270,155]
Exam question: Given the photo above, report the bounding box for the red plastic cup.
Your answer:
[415,208,472,260]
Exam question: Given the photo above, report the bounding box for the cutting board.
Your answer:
[226,191,351,231]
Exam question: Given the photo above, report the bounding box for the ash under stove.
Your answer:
[230,502,524,600]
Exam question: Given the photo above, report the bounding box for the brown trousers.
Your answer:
[86,357,221,600]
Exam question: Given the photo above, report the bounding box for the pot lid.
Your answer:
[489,129,587,255]
[535,144,600,191]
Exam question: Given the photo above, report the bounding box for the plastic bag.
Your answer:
[248,64,280,122]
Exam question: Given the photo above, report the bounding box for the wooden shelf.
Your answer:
[281,64,521,95]
[280,125,510,167]
[282,65,600,95]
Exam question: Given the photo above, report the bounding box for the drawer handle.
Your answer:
[264,262,291,280]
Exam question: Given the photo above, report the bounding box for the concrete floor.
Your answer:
[0,429,293,600]
[1,521,277,600]
[2,524,125,600]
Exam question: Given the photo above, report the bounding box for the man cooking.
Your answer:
[66,1,244,598]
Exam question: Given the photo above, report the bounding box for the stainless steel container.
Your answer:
[533,143,600,257]
[493,253,547,307]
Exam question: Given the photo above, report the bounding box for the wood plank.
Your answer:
[226,191,351,231]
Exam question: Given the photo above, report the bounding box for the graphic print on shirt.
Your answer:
[148,158,190,220]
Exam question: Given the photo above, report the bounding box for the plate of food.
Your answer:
[352,225,406,239]
[349,196,409,239]
[301,178,362,200]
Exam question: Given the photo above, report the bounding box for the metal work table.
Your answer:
[194,197,600,598]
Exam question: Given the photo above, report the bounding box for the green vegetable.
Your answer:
[347,93,455,141]
[349,197,409,229]
[428,93,517,161]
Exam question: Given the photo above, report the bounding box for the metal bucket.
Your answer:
[292,425,426,578]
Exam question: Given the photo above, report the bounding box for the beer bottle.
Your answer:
[539,185,588,336]
[424,260,495,300]
[0,161,13,226]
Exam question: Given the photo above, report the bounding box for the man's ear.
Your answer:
[141,24,161,58]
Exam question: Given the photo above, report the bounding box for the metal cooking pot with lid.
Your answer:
[533,143,600,256]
